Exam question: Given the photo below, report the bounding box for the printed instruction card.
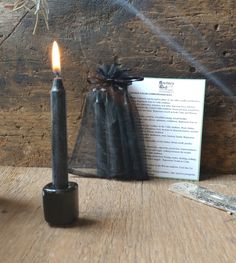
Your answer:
[129,78,206,180]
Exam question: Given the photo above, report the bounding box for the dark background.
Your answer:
[0,0,236,175]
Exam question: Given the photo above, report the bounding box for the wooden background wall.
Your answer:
[0,0,236,175]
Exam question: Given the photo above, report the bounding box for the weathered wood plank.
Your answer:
[0,166,235,262]
[1,1,236,173]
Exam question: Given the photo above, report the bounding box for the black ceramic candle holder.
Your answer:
[42,182,78,226]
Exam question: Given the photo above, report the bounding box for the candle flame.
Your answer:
[52,41,61,75]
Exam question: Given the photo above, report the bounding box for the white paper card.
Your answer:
[129,78,206,180]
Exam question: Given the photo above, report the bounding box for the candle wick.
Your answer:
[54,71,61,78]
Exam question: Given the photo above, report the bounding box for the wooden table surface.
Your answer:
[0,166,235,263]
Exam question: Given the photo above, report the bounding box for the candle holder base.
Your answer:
[42,182,78,226]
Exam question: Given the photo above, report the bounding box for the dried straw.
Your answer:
[13,0,49,34]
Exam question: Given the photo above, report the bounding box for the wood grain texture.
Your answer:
[1,1,236,173]
[0,166,235,263]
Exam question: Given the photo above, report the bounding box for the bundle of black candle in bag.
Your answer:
[69,63,148,180]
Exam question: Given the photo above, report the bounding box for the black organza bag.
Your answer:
[69,64,148,180]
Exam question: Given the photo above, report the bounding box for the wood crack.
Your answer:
[0,6,35,48]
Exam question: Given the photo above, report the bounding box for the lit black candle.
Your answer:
[42,41,78,226]
[51,41,68,188]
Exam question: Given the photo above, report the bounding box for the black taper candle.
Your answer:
[105,89,124,178]
[122,91,148,180]
[94,90,107,177]
[51,76,68,188]
[42,41,78,226]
